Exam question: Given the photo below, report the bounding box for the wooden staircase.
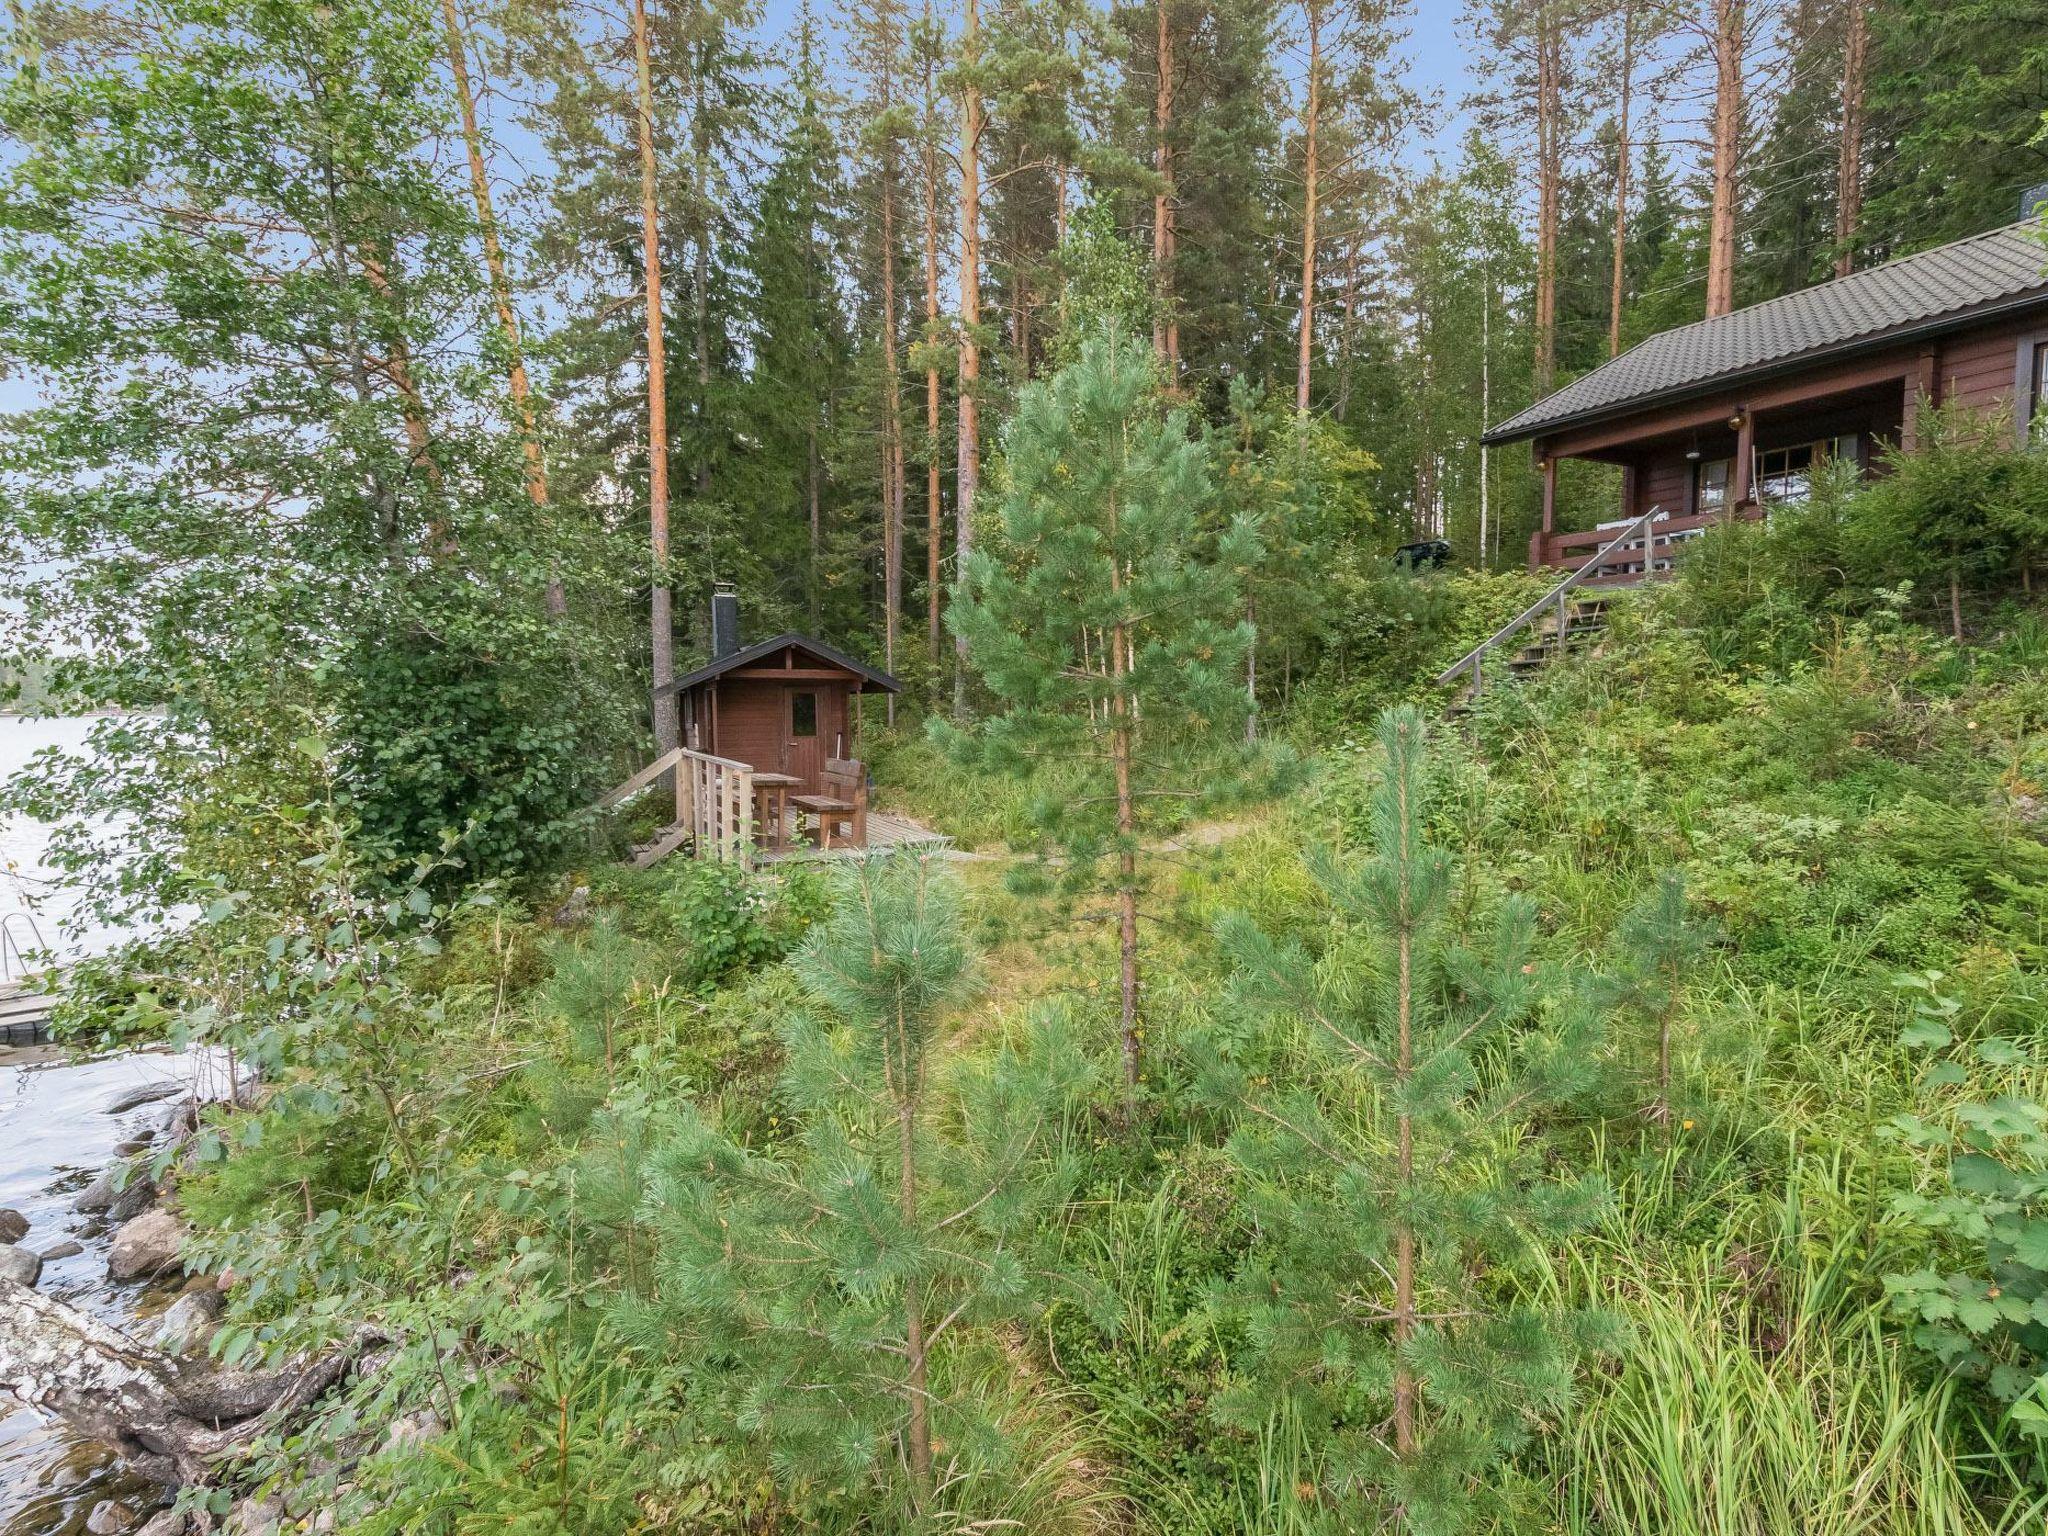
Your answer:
[1447,592,1614,715]
[1435,507,1664,715]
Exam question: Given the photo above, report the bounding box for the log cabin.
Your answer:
[1486,217,2048,576]
[660,588,901,799]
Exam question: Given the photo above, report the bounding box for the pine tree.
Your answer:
[939,327,1264,1095]
[738,8,855,629]
[625,852,1092,1515]
[1201,706,1611,1532]
[1602,870,1715,1134]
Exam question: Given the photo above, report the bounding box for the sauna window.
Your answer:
[792,692,818,737]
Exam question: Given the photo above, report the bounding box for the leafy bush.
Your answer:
[1886,970,2048,1451]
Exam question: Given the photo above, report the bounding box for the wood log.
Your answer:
[0,1276,377,1486]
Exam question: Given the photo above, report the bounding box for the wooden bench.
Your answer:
[790,758,868,849]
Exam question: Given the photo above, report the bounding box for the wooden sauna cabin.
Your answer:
[660,588,902,800]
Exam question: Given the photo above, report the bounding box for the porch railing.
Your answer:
[1437,506,1666,696]
[596,745,757,868]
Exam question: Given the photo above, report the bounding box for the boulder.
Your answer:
[0,1207,26,1243]
[155,1287,222,1353]
[85,1500,137,1535]
[39,1240,84,1261]
[551,884,592,928]
[384,1405,444,1450]
[75,1167,117,1214]
[107,1168,157,1224]
[219,1497,283,1536]
[105,1081,185,1115]
[0,1243,41,1286]
[107,1209,185,1281]
[133,1515,187,1536]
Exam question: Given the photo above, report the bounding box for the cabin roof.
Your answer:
[658,632,902,698]
[1484,218,2048,446]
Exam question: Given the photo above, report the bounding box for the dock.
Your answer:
[0,979,61,1047]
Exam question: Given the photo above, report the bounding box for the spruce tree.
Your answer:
[939,326,1264,1096]
[625,852,1092,1515]
[1201,706,1611,1533]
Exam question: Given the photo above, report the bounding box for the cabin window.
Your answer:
[791,691,818,738]
[1758,443,1816,505]
[1760,436,1861,506]
[2030,340,2048,443]
[1695,457,1731,511]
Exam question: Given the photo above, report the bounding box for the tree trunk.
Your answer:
[1335,237,1359,423]
[953,0,983,720]
[1295,3,1321,413]
[631,0,678,758]
[1704,0,1745,319]
[922,0,944,673]
[691,51,714,502]
[1534,5,1562,393]
[1391,755,1417,1464]
[881,123,905,726]
[1152,0,1177,378]
[1607,0,1635,358]
[1244,590,1258,744]
[440,0,563,617]
[808,423,822,626]
[0,1277,376,1489]
[1480,259,1491,567]
[896,1093,932,1490]
[1833,0,1867,278]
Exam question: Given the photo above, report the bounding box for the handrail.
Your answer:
[1435,506,1665,691]
[0,911,49,983]
[598,746,684,810]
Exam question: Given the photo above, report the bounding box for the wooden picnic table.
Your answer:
[749,772,803,852]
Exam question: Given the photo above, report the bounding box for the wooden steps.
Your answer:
[0,980,63,1047]
[1446,595,1615,718]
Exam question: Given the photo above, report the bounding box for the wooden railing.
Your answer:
[1530,501,1760,576]
[1439,506,1665,696]
[678,748,755,868]
[596,746,756,868]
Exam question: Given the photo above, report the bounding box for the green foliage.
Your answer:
[1600,870,1718,1132]
[1848,410,2048,639]
[619,852,1098,1522]
[940,327,1283,1084]
[0,0,641,950]
[1886,970,2048,1444]
[1198,708,1613,1533]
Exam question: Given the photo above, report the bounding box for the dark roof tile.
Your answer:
[1485,219,2048,444]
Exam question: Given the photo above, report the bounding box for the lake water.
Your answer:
[0,716,207,1533]
[0,716,132,967]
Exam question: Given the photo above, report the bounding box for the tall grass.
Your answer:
[1539,1151,2047,1536]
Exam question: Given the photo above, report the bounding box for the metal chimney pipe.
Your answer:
[710,584,741,660]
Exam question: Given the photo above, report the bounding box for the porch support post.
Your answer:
[1531,448,1557,572]
[1732,407,1755,512]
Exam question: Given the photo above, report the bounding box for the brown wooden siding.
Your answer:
[1942,323,2025,418]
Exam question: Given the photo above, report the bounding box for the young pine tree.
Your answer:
[1603,869,1715,1136]
[939,326,1266,1096]
[624,852,1092,1517]
[1201,706,1612,1533]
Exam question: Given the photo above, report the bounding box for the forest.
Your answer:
[0,0,2046,1531]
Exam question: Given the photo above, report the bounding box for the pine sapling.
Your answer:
[939,327,1268,1099]
[1201,706,1612,1533]
[623,851,1092,1516]
[1605,869,1713,1136]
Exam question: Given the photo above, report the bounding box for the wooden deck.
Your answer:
[761,810,952,862]
[0,979,62,1047]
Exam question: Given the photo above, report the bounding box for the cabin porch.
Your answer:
[1526,372,1911,578]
